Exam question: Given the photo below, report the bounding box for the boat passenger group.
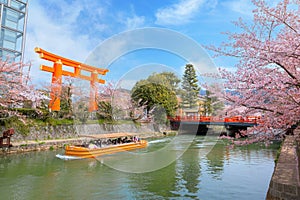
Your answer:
[87,136,141,149]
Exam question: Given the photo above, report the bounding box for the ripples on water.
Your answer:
[0,135,280,200]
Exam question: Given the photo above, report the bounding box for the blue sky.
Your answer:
[24,0,263,88]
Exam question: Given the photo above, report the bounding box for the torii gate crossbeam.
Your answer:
[35,47,109,112]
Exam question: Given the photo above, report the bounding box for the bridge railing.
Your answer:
[168,115,261,124]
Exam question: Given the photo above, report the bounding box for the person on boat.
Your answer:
[129,136,133,142]
[95,139,102,148]
[102,139,107,146]
[88,142,98,149]
[133,136,140,143]
[117,137,122,144]
[107,139,112,145]
[82,141,89,147]
[112,139,117,144]
[122,137,130,143]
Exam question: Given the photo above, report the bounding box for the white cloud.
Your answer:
[116,4,146,30]
[25,1,95,60]
[125,15,145,30]
[155,0,206,25]
[24,1,103,85]
[205,0,218,10]
[222,0,254,16]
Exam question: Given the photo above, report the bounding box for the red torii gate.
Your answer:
[35,47,109,112]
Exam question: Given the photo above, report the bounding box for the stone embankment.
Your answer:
[0,123,170,154]
[266,135,300,200]
[10,123,166,142]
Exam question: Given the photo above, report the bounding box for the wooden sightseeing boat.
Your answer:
[57,133,148,160]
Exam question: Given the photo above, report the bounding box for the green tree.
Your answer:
[59,83,73,118]
[132,83,178,118]
[203,90,212,116]
[131,72,179,121]
[96,101,113,121]
[147,72,180,92]
[203,90,224,116]
[181,64,200,108]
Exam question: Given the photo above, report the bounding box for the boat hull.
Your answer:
[64,140,148,159]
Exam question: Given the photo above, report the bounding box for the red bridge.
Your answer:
[169,115,261,124]
[168,116,261,135]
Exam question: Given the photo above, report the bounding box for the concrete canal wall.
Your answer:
[8,122,167,142]
[0,123,168,154]
[266,135,300,200]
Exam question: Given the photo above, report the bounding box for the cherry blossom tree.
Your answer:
[97,81,149,121]
[0,60,44,113]
[205,0,300,138]
[0,59,47,136]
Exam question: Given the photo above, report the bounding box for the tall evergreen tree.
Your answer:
[181,64,200,108]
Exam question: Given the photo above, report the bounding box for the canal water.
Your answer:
[0,135,280,200]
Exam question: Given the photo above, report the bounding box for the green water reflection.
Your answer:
[0,136,280,200]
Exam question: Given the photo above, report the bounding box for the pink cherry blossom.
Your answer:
[0,60,45,114]
[204,0,300,141]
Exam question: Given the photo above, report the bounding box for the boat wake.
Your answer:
[148,138,171,144]
[55,154,83,160]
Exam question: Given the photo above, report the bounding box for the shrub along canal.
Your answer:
[0,135,280,200]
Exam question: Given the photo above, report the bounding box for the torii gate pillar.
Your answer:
[90,71,98,112]
[50,60,63,111]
